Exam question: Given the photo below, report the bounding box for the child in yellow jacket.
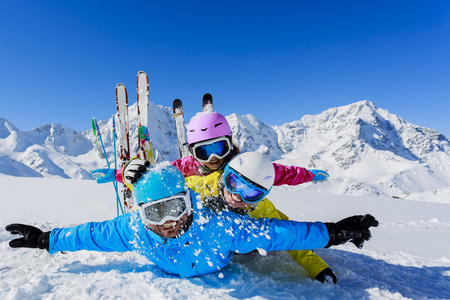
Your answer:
[185,152,337,284]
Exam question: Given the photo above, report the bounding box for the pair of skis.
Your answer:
[172,93,213,159]
[115,71,155,211]
[116,71,155,164]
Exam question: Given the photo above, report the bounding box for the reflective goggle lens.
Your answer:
[224,171,266,203]
[194,139,230,161]
[141,197,187,224]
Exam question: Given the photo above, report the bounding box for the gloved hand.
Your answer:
[325,214,379,249]
[315,267,337,284]
[5,224,50,251]
[123,159,150,185]
[90,168,116,184]
[310,169,329,183]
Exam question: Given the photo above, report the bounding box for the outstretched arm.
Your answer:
[272,163,315,186]
[229,213,378,254]
[6,214,138,254]
[272,163,329,186]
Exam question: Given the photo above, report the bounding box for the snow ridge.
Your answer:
[1,100,449,199]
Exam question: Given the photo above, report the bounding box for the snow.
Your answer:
[1,176,449,299]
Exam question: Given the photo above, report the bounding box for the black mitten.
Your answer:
[5,224,50,251]
[315,267,337,284]
[325,214,379,248]
[123,159,151,184]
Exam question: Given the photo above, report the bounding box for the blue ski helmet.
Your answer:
[133,163,187,205]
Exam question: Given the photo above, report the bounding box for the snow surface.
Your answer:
[1,176,449,300]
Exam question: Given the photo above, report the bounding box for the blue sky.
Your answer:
[1,1,449,137]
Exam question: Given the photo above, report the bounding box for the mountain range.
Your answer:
[1,100,449,198]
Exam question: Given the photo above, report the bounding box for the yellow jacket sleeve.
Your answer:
[249,198,330,279]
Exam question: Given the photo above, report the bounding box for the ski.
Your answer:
[202,93,213,112]
[115,83,132,211]
[116,83,130,165]
[137,71,155,164]
[173,99,190,158]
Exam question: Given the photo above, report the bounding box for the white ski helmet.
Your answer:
[227,151,275,190]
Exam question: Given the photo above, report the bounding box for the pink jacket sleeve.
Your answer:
[272,163,315,186]
[171,156,203,177]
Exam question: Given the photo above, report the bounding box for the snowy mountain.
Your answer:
[270,101,450,197]
[0,118,98,179]
[1,100,449,198]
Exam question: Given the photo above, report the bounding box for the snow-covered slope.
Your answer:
[0,118,98,178]
[1,100,450,198]
[271,101,450,197]
[0,176,448,299]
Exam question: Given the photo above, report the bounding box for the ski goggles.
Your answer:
[191,136,232,163]
[223,165,270,203]
[138,191,191,226]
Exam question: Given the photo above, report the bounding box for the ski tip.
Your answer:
[138,70,147,75]
[202,93,213,112]
[116,83,127,93]
[173,99,183,114]
[203,93,212,100]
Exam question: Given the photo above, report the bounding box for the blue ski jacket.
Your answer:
[49,190,330,277]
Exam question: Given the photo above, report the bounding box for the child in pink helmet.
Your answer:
[171,111,237,176]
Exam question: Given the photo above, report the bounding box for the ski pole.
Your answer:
[111,116,124,216]
[112,116,118,171]
[92,118,124,216]
[111,116,123,216]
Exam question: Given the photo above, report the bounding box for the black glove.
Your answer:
[325,214,379,249]
[123,159,150,185]
[5,224,50,251]
[315,267,337,284]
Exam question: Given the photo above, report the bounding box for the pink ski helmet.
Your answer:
[187,111,232,145]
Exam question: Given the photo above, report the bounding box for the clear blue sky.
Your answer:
[1,1,449,137]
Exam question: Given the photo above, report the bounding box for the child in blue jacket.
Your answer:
[6,163,378,278]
